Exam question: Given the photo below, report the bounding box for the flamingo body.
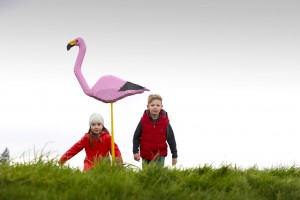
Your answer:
[67,37,149,103]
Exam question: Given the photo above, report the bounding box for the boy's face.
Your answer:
[147,99,163,117]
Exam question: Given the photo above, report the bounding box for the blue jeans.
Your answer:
[142,156,165,169]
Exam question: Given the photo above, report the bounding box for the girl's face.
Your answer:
[90,122,103,134]
[147,99,163,119]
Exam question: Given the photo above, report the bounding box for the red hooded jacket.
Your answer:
[59,131,122,171]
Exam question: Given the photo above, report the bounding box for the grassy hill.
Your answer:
[1,157,300,200]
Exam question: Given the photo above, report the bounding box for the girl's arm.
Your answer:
[105,134,123,164]
[59,135,86,164]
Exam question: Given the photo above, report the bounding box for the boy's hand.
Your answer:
[172,158,177,166]
[133,153,140,161]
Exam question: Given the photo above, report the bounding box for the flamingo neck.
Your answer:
[75,43,86,69]
[73,43,92,96]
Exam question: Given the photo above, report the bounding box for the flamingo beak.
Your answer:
[67,40,77,51]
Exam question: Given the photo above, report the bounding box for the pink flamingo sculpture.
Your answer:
[67,37,149,160]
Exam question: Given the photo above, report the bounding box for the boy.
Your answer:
[133,94,178,168]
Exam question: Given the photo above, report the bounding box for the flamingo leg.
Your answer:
[110,102,115,162]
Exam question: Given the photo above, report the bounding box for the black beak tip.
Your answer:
[67,44,71,51]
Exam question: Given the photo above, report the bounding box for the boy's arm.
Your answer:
[167,124,178,158]
[132,121,142,154]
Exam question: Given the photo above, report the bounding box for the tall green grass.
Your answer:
[1,157,300,200]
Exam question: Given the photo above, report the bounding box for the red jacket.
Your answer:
[140,110,169,160]
[59,131,122,171]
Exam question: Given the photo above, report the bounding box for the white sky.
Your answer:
[1,0,300,170]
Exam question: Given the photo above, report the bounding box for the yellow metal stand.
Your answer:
[110,103,115,162]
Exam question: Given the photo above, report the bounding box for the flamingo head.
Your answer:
[67,37,84,51]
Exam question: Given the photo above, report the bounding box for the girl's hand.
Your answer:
[116,157,123,165]
[133,153,140,161]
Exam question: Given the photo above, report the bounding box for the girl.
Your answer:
[59,113,123,171]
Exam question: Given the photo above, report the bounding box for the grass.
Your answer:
[1,156,300,200]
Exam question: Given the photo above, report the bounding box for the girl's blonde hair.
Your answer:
[148,94,163,105]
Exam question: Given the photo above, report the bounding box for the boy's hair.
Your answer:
[148,94,163,105]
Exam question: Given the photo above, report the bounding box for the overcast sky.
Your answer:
[1,0,300,170]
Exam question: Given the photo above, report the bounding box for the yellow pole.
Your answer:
[110,102,115,162]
